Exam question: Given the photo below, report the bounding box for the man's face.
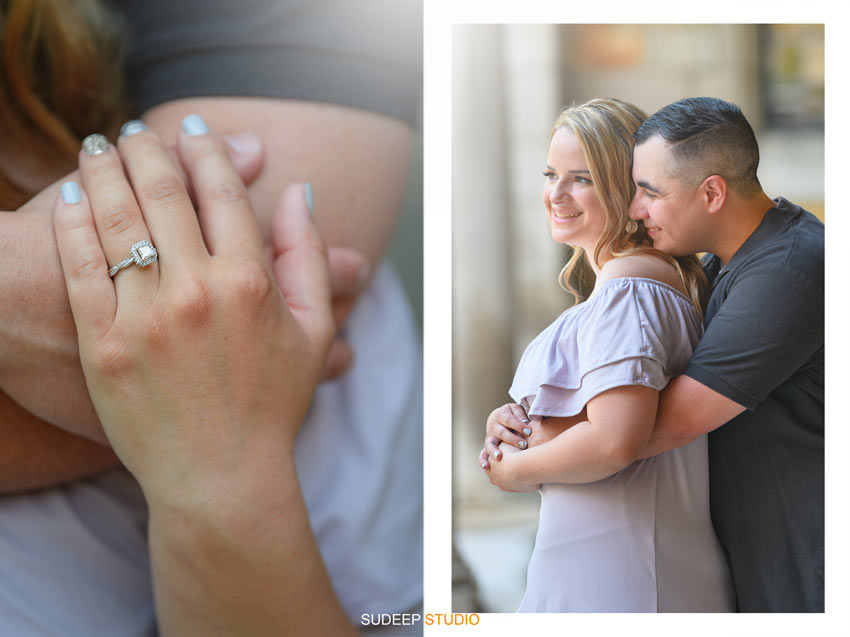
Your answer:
[629,136,707,256]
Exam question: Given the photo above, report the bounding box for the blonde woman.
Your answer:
[480,98,734,612]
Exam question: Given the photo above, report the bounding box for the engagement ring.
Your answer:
[108,240,158,277]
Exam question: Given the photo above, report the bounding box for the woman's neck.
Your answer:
[583,243,613,278]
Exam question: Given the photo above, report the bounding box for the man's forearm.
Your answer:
[637,419,697,459]
[636,375,746,460]
[0,203,108,443]
[142,98,412,269]
[0,391,118,493]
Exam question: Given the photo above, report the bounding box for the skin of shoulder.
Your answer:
[597,254,687,295]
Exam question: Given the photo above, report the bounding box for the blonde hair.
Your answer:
[551,98,709,318]
[0,0,128,208]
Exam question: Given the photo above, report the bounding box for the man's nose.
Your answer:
[628,192,646,219]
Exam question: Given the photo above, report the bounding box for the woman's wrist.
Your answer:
[147,458,302,540]
[145,461,354,636]
[136,434,300,518]
[504,451,534,488]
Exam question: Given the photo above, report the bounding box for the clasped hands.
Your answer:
[50,117,342,506]
[1,125,368,446]
[479,402,575,492]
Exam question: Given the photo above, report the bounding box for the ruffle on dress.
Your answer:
[509,277,703,418]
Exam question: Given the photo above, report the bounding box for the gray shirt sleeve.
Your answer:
[112,0,422,124]
[684,258,823,410]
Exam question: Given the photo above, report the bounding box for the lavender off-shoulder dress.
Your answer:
[509,278,735,612]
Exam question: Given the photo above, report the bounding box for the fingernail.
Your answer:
[523,427,532,436]
[481,462,487,469]
[81,134,109,155]
[225,131,261,156]
[60,181,81,204]
[521,418,530,424]
[495,450,501,459]
[119,120,147,137]
[181,114,208,136]
[304,181,314,215]
[518,440,527,449]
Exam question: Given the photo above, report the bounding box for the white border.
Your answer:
[425,0,849,635]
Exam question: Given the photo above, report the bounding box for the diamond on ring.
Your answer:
[109,240,158,277]
[132,240,158,266]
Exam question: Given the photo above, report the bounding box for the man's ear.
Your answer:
[702,175,727,213]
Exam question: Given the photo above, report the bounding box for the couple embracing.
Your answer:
[480,97,823,613]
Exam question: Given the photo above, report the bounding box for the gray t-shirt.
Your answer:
[111,0,422,125]
[684,197,824,612]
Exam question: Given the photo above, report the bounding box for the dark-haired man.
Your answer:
[629,97,823,612]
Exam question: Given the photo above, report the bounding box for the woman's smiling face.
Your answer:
[542,127,606,252]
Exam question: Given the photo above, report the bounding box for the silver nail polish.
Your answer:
[181,114,208,136]
[81,134,109,155]
[304,181,314,215]
[518,440,527,449]
[523,427,532,436]
[119,120,147,137]
[60,181,81,204]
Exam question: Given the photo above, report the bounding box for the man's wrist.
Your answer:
[0,391,119,493]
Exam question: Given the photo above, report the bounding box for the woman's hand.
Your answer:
[0,133,268,442]
[483,444,538,492]
[2,132,369,450]
[479,405,587,470]
[52,120,333,506]
[479,403,532,469]
[53,119,354,634]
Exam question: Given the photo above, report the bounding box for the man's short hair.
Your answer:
[634,97,761,195]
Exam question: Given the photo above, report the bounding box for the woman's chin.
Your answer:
[550,225,581,246]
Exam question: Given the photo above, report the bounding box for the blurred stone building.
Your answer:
[452,23,824,612]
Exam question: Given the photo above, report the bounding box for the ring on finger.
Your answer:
[108,240,158,278]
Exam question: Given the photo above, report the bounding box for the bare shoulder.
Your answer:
[598,254,687,295]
